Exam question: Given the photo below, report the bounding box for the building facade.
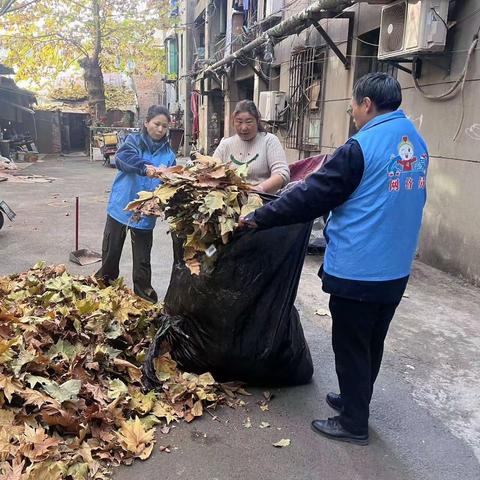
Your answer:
[176,0,480,285]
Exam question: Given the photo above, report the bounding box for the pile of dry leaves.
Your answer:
[126,153,263,275]
[0,263,241,479]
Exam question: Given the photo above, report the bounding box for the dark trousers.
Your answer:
[329,295,399,435]
[95,215,158,303]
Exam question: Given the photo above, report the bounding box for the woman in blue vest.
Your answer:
[240,73,429,445]
[96,105,176,303]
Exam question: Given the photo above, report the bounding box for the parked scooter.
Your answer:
[100,132,118,168]
[0,200,15,230]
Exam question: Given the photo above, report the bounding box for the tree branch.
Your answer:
[0,0,40,16]
[92,0,102,61]
[0,0,16,15]
[54,33,90,57]
[0,31,90,57]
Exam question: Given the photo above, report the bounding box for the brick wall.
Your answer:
[132,75,165,125]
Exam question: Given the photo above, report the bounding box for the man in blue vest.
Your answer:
[240,72,429,445]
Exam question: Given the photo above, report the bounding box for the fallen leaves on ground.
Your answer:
[0,263,242,479]
[243,417,252,429]
[272,438,291,448]
[125,153,263,275]
[258,390,274,412]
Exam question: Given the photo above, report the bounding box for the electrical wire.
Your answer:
[355,36,379,47]
[453,24,480,140]
[413,31,479,101]
[185,1,480,139]
[239,2,471,69]
[453,6,480,29]
[431,7,448,32]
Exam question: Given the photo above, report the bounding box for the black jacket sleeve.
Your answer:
[252,139,365,228]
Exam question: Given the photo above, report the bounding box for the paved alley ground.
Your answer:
[0,155,479,480]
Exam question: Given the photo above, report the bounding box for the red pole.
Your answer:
[75,196,79,251]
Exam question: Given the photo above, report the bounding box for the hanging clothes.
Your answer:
[190,90,200,142]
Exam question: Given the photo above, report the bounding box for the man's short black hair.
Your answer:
[352,72,402,112]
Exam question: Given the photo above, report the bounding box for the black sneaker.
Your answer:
[311,417,369,446]
[326,392,343,412]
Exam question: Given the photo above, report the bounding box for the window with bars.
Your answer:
[286,47,326,151]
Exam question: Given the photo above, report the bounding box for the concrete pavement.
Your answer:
[0,155,479,480]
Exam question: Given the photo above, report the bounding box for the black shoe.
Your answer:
[326,392,343,412]
[311,417,369,446]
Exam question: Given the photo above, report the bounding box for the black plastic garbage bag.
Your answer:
[144,223,314,387]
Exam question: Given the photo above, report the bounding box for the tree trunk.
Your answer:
[80,0,106,125]
[80,56,107,124]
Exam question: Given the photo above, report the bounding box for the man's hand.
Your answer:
[238,214,258,229]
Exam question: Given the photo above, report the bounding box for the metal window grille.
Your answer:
[247,0,258,25]
[286,47,326,151]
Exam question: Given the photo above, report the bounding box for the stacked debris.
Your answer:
[0,263,241,479]
[126,154,263,275]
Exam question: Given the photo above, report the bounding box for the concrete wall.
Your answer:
[396,1,480,285]
[178,0,196,155]
[273,0,480,284]
[181,0,480,282]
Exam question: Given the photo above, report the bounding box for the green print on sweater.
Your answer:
[230,153,259,166]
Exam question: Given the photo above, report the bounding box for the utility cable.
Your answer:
[413,32,479,101]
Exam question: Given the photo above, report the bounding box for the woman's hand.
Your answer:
[256,174,285,194]
[145,165,157,178]
[145,166,168,178]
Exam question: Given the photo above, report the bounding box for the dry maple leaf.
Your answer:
[116,417,156,460]
[0,374,18,402]
[0,263,243,477]
[0,427,17,462]
[125,157,264,276]
[17,425,60,462]
[0,458,26,480]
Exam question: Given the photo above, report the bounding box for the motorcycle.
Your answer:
[0,199,15,230]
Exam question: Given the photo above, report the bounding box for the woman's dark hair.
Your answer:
[353,73,402,112]
[233,100,266,132]
[145,105,171,123]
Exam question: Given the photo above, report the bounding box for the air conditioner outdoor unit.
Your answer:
[265,0,284,18]
[259,91,286,122]
[378,0,449,60]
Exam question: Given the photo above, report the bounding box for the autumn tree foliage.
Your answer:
[0,0,171,122]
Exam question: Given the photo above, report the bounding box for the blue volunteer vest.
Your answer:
[324,110,428,281]
[107,134,175,230]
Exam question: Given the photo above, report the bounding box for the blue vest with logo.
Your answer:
[324,110,429,281]
[107,133,175,230]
